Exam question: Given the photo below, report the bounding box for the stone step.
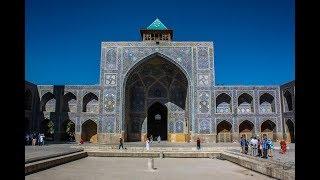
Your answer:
[25,148,84,164]
[25,151,88,175]
[220,152,295,180]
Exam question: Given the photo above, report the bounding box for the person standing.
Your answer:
[257,138,262,157]
[38,133,41,146]
[32,133,36,146]
[240,135,245,153]
[249,136,254,156]
[261,135,269,159]
[119,137,124,149]
[268,138,274,159]
[196,138,201,150]
[280,138,287,154]
[254,137,258,156]
[244,138,249,154]
[146,138,150,151]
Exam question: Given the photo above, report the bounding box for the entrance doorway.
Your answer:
[147,102,167,140]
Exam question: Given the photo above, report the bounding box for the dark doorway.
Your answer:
[147,102,167,140]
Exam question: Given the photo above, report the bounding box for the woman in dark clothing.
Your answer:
[244,139,249,154]
[196,138,201,150]
[257,139,262,157]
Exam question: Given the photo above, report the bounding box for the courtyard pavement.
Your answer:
[25,142,295,164]
[25,157,274,180]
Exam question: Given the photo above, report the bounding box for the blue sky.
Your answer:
[25,0,294,85]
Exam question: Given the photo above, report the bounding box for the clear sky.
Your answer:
[25,0,294,85]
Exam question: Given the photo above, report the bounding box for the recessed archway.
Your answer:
[259,93,275,113]
[260,120,276,141]
[239,120,254,140]
[82,92,99,113]
[238,93,253,113]
[283,91,293,112]
[63,92,77,112]
[40,92,56,112]
[147,102,168,140]
[81,120,97,143]
[216,93,231,113]
[123,54,189,142]
[216,120,232,142]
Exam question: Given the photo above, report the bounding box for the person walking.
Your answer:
[196,138,201,150]
[40,134,45,146]
[146,138,150,151]
[119,137,124,149]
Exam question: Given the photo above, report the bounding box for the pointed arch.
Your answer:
[259,93,275,113]
[40,92,56,112]
[216,93,232,113]
[283,91,293,111]
[239,120,254,139]
[238,93,253,113]
[285,119,295,143]
[216,120,232,142]
[83,92,98,112]
[81,119,97,143]
[123,53,190,142]
[63,92,77,112]
[260,120,276,141]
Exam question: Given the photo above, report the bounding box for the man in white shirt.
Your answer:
[250,136,258,156]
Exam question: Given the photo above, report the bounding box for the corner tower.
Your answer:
[140,18,173,41]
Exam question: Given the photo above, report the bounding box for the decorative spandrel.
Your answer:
[199,119,211,134]
[175,121,184,133]
[104,93,116,113]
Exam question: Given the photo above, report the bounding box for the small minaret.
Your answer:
[140,18,173,42]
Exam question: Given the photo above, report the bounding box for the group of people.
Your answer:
[145,135,161,150]
[119,136,200,151]
[118,135,162,150]
[240,134,287,159]
[25,132,45,146]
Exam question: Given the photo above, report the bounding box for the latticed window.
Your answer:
[237,102,252,114]
[216,102,231,113]
[259,102,272,113]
